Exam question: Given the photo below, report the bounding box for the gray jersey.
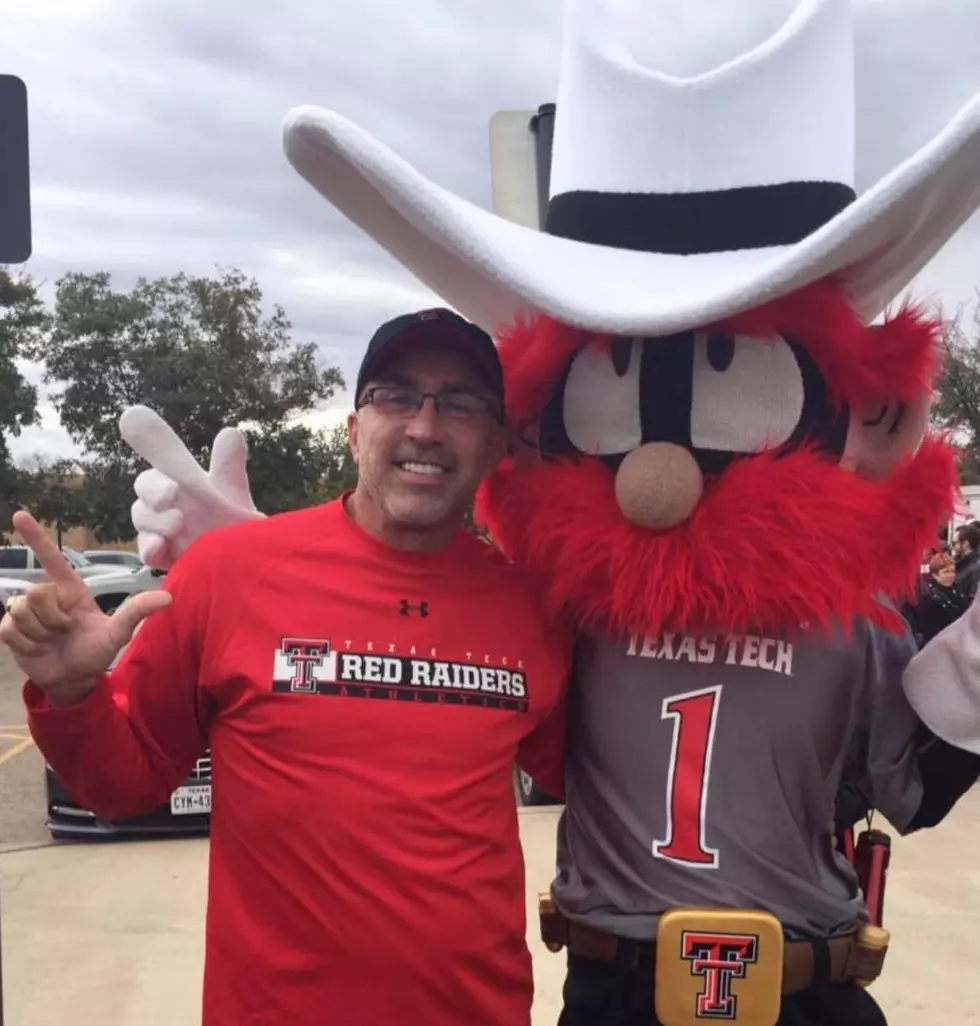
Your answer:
[552,621,924,939]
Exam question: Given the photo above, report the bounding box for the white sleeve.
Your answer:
[902,591,980,756]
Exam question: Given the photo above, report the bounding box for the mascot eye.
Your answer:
[563,340,643,455]
[690,333,805,453]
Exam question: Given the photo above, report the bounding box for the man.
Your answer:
[952,522,980,601]
[1,309,570,1026]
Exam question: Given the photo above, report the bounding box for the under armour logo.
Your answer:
[399,599,429,617]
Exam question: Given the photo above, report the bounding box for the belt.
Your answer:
[558,919,883,993]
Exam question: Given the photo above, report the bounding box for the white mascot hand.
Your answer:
[119,405,266,571]
[903,585,980,755]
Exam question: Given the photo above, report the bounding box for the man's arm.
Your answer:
[957,558,980,602]
[516,699,567,800]
[24,540,221,820]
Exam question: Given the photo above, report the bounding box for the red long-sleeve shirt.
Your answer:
[26,499,570,1026]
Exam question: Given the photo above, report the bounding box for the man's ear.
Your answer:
[347,412,360,465]
[841,395,930,480]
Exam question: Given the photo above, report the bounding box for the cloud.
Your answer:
[4,0,980,466]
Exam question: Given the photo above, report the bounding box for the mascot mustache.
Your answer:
[477,439,956,641]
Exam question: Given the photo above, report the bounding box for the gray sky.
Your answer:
[3,0,979,462]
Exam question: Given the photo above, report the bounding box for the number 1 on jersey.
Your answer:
[652,685,721,869]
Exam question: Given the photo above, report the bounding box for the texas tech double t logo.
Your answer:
[279,638,331,692]
[681,932,758,1018]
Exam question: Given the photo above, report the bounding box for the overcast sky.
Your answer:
[2,0,979,463]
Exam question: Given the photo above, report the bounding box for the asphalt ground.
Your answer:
[0,647,50,853]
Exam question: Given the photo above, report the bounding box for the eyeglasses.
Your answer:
[357,386,501,422]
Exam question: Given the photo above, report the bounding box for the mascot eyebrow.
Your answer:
[499,279,943,426]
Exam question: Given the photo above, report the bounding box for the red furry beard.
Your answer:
[476,437,958,641]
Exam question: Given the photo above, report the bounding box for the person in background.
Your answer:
[951,522,980,602]
[0,308,570,1026]
[903,551,971,648]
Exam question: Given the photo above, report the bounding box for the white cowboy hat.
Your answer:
[281,0,980,337]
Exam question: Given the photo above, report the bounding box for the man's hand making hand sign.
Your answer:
[0,510,173,707]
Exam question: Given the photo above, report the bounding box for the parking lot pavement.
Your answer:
[0,649,52,852]
[0,796,978,1026]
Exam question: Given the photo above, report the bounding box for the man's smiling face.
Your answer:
[348,331,505,542]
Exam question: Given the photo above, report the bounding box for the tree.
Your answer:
[19,456,89,548]
[29,268,346,541]
[75,458,138,544]
[316,424,358,501]
[244,422,353,515]
[0,268,46,525]
[932,297,980,485]
[33,268,344,461]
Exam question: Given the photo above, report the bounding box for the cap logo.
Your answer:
[418,309,443,321]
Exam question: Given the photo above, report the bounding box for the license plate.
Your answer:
[170,784,212,816]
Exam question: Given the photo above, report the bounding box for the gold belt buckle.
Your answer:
[654,908,784,1026]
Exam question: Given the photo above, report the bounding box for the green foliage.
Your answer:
[932,298,980,485]
[316,423,359,501]
[23,267,347,541]
[32,267,344,464]
[0,268,46,506]
[72,458,139,544]
[243,422,353,516]
[17,456,89,548]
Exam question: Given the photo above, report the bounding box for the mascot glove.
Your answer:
[903,586,980,755]
[119,405,265,572]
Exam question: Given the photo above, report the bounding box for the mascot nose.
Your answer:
[614,443,704,529]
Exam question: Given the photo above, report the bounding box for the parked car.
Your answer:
[0,547,163,614]
[0,565,158,616]
[0,544,115,582]
[45,750,212,840]
[103,561,165,594]
[83,549,147,572]
[80,550,167,593]
[29,628,213,840]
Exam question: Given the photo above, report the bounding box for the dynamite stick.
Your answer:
[854,829,891,927]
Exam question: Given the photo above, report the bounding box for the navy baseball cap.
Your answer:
[354,308,504,408]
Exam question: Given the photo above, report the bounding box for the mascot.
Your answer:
[119,1,980,1023]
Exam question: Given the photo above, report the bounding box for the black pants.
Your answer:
[557,952,888,1026]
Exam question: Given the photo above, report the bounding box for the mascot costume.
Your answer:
[119,0,980,1023]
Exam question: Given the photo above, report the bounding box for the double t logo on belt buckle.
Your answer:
[655,908,784,1026]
